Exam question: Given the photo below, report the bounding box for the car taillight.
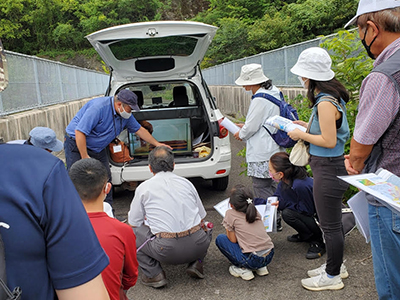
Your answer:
[218,119,229,139]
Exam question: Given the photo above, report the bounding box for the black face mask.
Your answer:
[361,27,378,60]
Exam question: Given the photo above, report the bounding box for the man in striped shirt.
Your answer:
[344,1,400,298]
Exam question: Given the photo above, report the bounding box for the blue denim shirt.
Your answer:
[308,93,350,157]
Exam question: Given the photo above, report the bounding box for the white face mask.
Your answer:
[245,89,253,95]
[118,105,131,119]
[298,76,309,89]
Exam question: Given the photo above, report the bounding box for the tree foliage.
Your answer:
[0,0,360,67]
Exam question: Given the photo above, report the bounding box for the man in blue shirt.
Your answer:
[0,143,110,300]
[65,89,168,203]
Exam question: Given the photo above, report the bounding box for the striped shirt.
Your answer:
[353,37,400,145]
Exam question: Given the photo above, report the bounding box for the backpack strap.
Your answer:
[253,92,284,138]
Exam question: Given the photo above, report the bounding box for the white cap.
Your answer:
[290,47,335,81]
[345,0,400,28]
[235,64,269,86]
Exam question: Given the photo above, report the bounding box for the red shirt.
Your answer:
[88,212,138,300]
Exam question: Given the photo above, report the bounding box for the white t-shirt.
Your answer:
[128,171,206,234]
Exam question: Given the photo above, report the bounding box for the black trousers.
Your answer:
[282,208,322,243]
[309,155,349,276]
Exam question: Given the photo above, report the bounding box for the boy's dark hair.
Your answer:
[149,146,174,173]
[260,79,273,90]
[269,152,308,188]
[69,158,108,202]
[229,184,257,223]
[307,78,350,107]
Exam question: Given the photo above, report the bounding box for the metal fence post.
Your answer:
[32,59,42,105]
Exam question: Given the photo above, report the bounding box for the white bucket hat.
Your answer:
[290,47,335,81]
[345,0,400,28]
[235,63,269,86]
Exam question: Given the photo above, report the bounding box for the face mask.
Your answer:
[298,77,308,89]
[361,27,377,60]
[118,105,131,119]
[245,89,253,95]
[269,170,280,182]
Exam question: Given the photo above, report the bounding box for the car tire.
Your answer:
[212,176,229,191]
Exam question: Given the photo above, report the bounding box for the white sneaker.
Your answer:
[301,272,344,291]
[229,265,254,281]
[307,262,349,279]
[255,266,269,276]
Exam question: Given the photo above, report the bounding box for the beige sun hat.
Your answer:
[235,64,269,86]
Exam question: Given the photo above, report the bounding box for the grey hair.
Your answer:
[149,146,174,173]
[357,7,400,32]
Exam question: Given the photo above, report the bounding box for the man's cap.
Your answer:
[235,64,270,86]
[290,47,335,81]
[345,0,400,28]
[116,89,140,111]
[29,127,63,152]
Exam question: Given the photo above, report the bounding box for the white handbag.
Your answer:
[289,113,314,167]
[289,139,310,166]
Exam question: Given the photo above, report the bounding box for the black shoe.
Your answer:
[141,271,168,288]
[287,234,303,243]
[186,260,205,279]
[306,242,326,259]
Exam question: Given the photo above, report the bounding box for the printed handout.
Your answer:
[264,115,306,133]
[220,117,240,134]
[338,168,400,215]
[213,198,277,232]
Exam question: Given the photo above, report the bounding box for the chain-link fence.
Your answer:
[203,37,323,87]
[0,50,108,116]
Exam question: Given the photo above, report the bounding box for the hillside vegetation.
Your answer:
[0,0,359,69]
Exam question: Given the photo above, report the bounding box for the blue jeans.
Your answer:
[369,203,400,300]
[215,234,274,270]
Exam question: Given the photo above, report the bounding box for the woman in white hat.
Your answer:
[288,47,350,291]
[234,64,283,205]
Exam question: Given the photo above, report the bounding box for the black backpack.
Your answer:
[253,92,299,148]
[0,222,22,300]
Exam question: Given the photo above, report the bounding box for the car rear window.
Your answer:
[108,36,199,60]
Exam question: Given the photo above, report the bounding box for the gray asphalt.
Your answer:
[112,136,378,300]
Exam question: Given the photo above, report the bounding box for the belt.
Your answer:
[65,132,75,140]
[155,224,202,239]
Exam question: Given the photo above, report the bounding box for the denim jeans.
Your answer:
[369,203,400,300]
[215,234,274,270]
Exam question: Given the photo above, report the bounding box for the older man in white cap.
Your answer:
[234,64,283,203]
[344,1,400,298]
[8,126,63,153]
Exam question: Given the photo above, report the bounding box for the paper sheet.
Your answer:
[347,191,370,243]
[220,117,240,134]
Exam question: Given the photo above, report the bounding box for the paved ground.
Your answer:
[110,136,378,300]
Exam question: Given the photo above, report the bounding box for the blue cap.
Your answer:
[29,127,63,152]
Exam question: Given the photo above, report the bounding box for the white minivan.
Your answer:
[86,21,231,190]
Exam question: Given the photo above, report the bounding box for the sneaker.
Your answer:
[255,266,269,276]
[306,243,326,259]
[287,234,304,243]
[229,265,254,281]
[301,272,344,291]
[276,214,283,231]
[307,262,349,279]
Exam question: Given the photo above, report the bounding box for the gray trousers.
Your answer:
[251,177,277,199]
[134,225,212,278]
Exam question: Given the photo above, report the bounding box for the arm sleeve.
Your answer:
[128,186,145,226]
[190,183,207,219]
[43,160,109,289]
[292,179,315,216]
[121,224,139,289]
[239,99,266,140]
[222,209,234,232]
[126,116,142,134]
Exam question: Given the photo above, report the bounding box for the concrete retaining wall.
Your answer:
[0,87,307,143]
[0,96,95,143]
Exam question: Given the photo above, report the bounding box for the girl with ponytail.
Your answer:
[215,184,274,281]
